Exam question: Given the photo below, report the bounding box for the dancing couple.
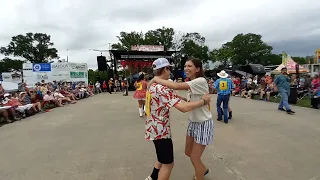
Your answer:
[145,57,213,180]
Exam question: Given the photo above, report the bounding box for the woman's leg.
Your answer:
[190,143,207,180]
[142,100,146,112]
[138,100,143,116]
[185,135,194,157]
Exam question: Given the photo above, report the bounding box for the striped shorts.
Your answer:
[187,119,214,146]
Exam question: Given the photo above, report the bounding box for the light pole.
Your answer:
[67,49,69,62]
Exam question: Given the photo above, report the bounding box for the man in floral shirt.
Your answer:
[145,58,211,180]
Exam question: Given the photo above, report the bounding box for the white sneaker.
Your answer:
[145,176,153,180]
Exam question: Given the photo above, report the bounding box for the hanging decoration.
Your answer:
[119,60,153,68]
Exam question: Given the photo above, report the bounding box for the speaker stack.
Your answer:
[97,56,107,71]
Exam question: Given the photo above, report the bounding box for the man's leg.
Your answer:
[278,91,284,110]
[223,95,230,122]
[216,95,223,120]
[283,91,295,114]
[152,139,174,180]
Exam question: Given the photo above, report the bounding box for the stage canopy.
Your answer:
[271,56,309,74]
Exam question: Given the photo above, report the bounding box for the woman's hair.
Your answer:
[137,73,145,82]
[187,57,204,78]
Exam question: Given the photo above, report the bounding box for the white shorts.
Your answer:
[16,104,33,113]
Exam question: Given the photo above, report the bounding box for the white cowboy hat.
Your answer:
[217,70,229,78]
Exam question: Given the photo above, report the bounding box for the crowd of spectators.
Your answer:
[0,80,97,126]
[208,73,320,109]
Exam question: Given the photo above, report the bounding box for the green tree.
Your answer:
[88,69,96,83]
[111,31,145,50]
[0,57,24,72]
[209,44,234,66]
[178,33,210,62]
[220,33,273,65]
[259,54,282,65]
[144,27,175,51]
[291,56,307,64]
[111,27,175,51]
[0,33,59,63]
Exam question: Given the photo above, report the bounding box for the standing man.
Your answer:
[273,67,295,114]
[214,70,234,123]
[145,58,211,180]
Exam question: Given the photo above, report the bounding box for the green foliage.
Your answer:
[0,57,24,72]
[259,54,282,65]
[0,33,59,63]
[111,27,175,51]
[179,33,210,62]
[211,33,274,65]
[291,56,307,64]
[88,69,109,83]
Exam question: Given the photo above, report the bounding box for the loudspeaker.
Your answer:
[180,56,188,70]
[97,56,107,71]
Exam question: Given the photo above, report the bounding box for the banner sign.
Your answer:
[23,62,88,86]
[36,72,49,80]
[69,63,87,71]
[131,45,164,52]
[70,72,85,78]
[33,63,51,72]
[51,63,69,70]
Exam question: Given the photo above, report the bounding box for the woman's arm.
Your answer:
[177,95,187,102]
[153,77,190,90]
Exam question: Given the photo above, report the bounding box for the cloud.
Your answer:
[0,0,319,69]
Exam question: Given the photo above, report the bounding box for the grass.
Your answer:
[251,95,312,108]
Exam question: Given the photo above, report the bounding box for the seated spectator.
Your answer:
[3,93,34,117]
[19,91,43,113]
[53,89,76,104]
[0,108,12,123]
[43,91,63,107]
[262,83,277,101]
[247,83,259,99]
[40,83,48,95]
[60,86,78,101]
[311,75,320,109]
[241,83,254,98]
[0,84,5,98]
[232,85,241,96]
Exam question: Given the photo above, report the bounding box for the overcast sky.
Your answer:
[0,0,319,69]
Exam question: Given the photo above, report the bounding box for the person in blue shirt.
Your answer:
[273,67,295,114]
[213,70,234,123]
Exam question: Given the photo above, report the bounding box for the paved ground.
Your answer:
[0,92,319,180]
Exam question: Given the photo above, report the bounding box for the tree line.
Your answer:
[0,27,312,73]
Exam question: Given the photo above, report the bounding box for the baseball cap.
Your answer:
[152,58,173,70]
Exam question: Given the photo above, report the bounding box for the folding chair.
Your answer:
[272,93,280,102]
[298,89,311,100]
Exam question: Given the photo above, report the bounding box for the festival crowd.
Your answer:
[208,73,320,109]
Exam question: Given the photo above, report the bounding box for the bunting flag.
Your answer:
[282,52,288,65]
[119,60,153,68]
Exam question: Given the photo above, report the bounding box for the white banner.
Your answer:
[23,62,88,86]
[69,63,87,71]
[51,63,69,71]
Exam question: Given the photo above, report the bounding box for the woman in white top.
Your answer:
[150,58,213,180]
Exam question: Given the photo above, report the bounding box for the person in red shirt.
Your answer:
[145,58,211,180]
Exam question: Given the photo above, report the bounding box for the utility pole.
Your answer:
[67,49,69,62]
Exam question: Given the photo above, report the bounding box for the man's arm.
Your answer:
[176,94,187,102]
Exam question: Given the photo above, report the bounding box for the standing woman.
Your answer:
[133,72,147,117]
[150,58,213,180]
